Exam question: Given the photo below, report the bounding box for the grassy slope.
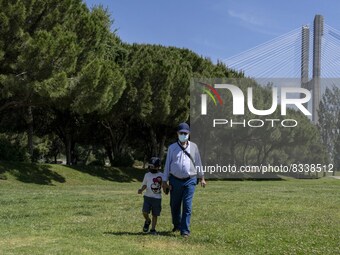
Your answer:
[0,161,340,255]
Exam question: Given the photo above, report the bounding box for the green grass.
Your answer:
[0,161,340,255]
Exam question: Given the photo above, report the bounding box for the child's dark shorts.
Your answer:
[142,196,162,216]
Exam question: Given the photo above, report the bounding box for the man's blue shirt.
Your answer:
[163,141,203,181]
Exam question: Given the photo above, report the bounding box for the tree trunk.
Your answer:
[256,145,263,166]
[71,140,76,165]
[105,146,114,166]
[150,128,158,157]
[143,154,147,169]
[84,146,92,165]
[158,134,166,161]
[26,106,34,161]
[242,143,248,166]
[65,133,72,165]
[230,141,237,166]
[261,145,273,165]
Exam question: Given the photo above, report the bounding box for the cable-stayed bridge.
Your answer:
[223,15,340,123]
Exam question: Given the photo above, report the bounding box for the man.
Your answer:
[162,122,206,237]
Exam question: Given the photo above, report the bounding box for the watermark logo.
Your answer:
[199,82,223,115]
[201,83,312,116]
[190,78,336,179]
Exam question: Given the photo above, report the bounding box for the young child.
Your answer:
[138,157,163,235]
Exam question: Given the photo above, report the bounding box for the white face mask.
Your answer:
[178,133,189,142]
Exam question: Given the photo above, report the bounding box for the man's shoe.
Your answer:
[143,220,151,232]
[172,227,180,232]
[150,229,157,235]
[181,232,190,238]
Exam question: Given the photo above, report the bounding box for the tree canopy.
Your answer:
[0,0,334,174]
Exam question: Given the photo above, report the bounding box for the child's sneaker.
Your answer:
[143,220,151,232]
[149,229,157,235]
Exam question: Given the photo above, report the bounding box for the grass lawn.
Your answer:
[0,161,340,255]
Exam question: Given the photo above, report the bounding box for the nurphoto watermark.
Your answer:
[190,78,339,179]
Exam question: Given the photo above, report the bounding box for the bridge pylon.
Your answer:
[303,14,324,124]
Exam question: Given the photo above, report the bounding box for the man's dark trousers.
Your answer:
[169,175,196,235]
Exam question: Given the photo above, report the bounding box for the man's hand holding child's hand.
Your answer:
[162,182,171,195]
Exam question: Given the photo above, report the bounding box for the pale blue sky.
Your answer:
[84,0,340,62]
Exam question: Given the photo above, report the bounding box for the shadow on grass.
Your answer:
[69,165,146,182]
[0,160,147,184]
[0,161,65,185]
[103,231,173,237]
